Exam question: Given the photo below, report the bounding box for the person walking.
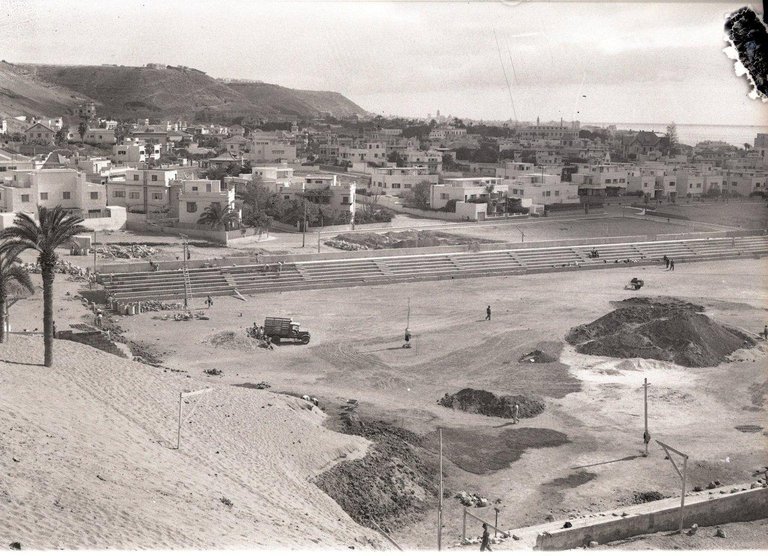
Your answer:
[513,402,520,424]
[663,255,669,269]
[403,328,411,349]
[669,259,675,271]
[480,523,492,552]
[486,305,492,321]
[206,295,213,309]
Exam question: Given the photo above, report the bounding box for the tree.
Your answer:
[665,123,678,156]
[410,180,432,210]
[78,121,88,143]
[0,206,90,366]
[54,128,68,145]
[197,202,239,231]
[0,244,34,343]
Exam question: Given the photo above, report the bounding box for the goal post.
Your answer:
[176,388,213,450]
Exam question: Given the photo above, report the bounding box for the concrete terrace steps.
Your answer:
[100,236,768,303]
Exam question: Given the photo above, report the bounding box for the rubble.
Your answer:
[454,491,489,507]
[95,243,158,259]
[21,260,89,280]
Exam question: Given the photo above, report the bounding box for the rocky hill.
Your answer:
[1,62,367,122]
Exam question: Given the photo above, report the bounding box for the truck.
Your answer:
[264,317,311,345]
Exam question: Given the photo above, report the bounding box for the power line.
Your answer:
[493,28,518,122]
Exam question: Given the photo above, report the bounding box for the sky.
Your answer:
[1,0,766,126]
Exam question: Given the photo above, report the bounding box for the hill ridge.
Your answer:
[1,61,367,122]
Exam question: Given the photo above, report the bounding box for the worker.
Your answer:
[513,402,520,424]
[403,328,411,349]
[663,255,669,269]
[206,295,213,309]
[486,305,492,321]
[480,523,492,552]
[669,259,675,271]
[763,325,767,339]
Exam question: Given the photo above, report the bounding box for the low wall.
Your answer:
[126,219,228,244]
[535,486,768,550]
[85,206,127,231]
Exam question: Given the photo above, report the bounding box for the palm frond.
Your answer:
[5,265,34,296]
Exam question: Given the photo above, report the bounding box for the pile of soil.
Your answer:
[566,297,755,367]
[519,350,558,363]
[438,388,545,419]
[314,412,438,532]
[207,331,261,351]
[630,491,667,505]
[332,230,496,250]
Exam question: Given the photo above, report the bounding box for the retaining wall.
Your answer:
[535,486,768,550]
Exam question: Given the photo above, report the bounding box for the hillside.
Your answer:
[0,63,91,132]
[4,62,366,121]
[0,335,381,549]
[227,81,367,119]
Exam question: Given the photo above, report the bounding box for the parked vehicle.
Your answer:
[264,317,310,344]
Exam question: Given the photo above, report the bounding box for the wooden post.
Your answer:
[644,378,649,456]
[438,427,443,551]
[680,456,688,532]
[462,506,467,543]
[317,230,321,253]
[656,440,689,533]
[494,508,500,538]
[92,231,97,273]
[407,297,411,329]
[370,519,403,551]
[176,391,183,449]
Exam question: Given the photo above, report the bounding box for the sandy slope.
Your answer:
[0,336,381,549]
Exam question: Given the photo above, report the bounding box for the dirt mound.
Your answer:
[566,297,755,367]
[207,331,261,351]
[332,230,496,250]
[314,412,438,531]
[438,388,545,419]
[519,350,558,363]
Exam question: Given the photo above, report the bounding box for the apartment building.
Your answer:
[83,128,117,145]
[571,163,632,197]
[369,166,439,197]
[0,150,34,181]
[675,168,724,198]
[112,141,161,164]
[0,168,106,218]
[428,126,467,141]
[402,149,443,173]
[724,170,767,197]
[279,174,356,221]
[106,168,178,211]
[505,173,580,206]
[176,179,239,226]
[338,141,386,164]
[245,139,297,163]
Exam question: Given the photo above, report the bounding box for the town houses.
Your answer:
[1,105,766,237]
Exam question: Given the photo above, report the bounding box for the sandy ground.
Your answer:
[0,335,383,549]
[32,256,759,549]
[599,518,768,550]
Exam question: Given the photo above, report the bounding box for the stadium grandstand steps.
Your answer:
[100,236,768,304]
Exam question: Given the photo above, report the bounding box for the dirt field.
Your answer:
[645,199,768,230]
[48,256,760,549]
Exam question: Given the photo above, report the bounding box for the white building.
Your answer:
[0,168,107,218]
[112,140,161,164]
[106,168,178,212]
[176,179,239,227]
[369,166,439,197]
[83,128,117,145]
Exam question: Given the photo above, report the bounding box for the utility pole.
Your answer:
[406,297,411,329]
[317,229,321,253]
[644,378,650,456]
[92,231,97,273]
[438,427,443,551]
[301,198,307,248]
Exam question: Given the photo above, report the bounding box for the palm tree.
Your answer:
[0,206,90,366]
[0,244,35,343]
[197,202,239,231]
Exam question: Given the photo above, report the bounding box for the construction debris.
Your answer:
[95,243,158,259]
[454,491,489,507]
[21,260,89,280]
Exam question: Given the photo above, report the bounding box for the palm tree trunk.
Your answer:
[41,262,55,367]
[0,280,7,343]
